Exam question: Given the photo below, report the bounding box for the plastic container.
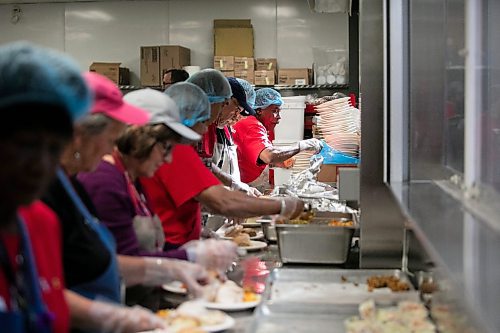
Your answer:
[274,96,306,141]
[312,47,348,85]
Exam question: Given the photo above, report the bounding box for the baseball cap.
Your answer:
[123,88,201,142]
[227,77,255,116]
[83,72,150,125]
[0,41,91,120]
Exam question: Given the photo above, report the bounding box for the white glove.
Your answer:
[230,179,262,197]
[181,239,238,275]
[298,138,323,153]
[275,197,305,220]
[143,258,208,297]
[89,301,166,333]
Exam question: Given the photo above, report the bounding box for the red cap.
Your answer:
[83,72,150,125]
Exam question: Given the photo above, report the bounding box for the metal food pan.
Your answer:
[248,303,354,333]
[275,224,355,264]
[260,220,277,242]
[262,268,419,306]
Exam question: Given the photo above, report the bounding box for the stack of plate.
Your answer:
[291,150,315,175]
[314,97,360,157]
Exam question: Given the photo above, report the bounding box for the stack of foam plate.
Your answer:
[315,97,360,157]
[291,150,315,175]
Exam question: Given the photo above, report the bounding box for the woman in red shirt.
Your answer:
[0,42,91,333]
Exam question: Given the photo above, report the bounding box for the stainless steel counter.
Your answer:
[161,243,360,332]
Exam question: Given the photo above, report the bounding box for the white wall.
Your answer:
[0,0,348,86]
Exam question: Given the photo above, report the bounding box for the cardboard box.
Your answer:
[221,71,235,78]
[214,56,234,70]
[254,70,275,86]
[214,19,254,57]
[278,68,312,85]
[317,164,358,183]
[234,57,254,71]
[140,46,160,86]
[234,70,254,84]
[159,45,190,72]
[255,58,278,71]
[89,62,128,85]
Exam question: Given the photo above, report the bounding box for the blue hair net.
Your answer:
[254,88,283,109]
[0,41,91,120]
[236,78,256,108]
[165,82,210,127]
[187,69,232,104]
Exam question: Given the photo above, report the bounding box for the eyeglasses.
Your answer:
[156,141,175,160]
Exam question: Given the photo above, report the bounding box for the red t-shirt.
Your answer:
[141,145,221,246]
[0,201,69,333]
[232,116,273,183]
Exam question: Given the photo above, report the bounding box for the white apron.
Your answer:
[248,165,271,193]
[212,128,241,181]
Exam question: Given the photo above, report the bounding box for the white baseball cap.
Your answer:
[123,88,201,142]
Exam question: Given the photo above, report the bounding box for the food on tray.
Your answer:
[366,275,410,292]
[232,233,251,247]
[203,280,258,304]
[345,299,436,333]
[277,210,316,224]
[157,301,226,332]
[224,225,258,238]
[328,219,354,227]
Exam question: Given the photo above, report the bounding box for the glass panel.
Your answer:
[481,1,500,190]
[409,0,464,180]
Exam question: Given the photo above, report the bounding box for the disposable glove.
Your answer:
[89,301,166,333]
[182,239,238,276]
[275,197,305,220]
[143,258,208,297]
[231,179,262,197]
[298,138,324,153]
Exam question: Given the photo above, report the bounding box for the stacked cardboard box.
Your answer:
[254,70,275,86]
[140,45,190,87]
[234,57,254,84]
[214,19,254,57]
[89,62,130,85]
[278,68,312,85]
[254,58,278,85]
[213,56,234,78]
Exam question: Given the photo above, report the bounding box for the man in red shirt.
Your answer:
[141,81,305,249]
[232,88,324,189]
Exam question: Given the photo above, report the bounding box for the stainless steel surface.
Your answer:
[359,0,405,268]
[259,221,277,242]
[261,268,418,306]
[248,304,353,333]
[204,214,226,231]
[275,224,355,264]
[390,181,496,332]
[338,167,360,201]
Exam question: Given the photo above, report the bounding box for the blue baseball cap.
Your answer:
[227,77,255,116]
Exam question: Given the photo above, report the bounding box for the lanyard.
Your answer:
[111,152,152,217]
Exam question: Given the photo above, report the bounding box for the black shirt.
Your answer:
[42,176,111,288]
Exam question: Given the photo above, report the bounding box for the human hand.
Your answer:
[143,258,208,297]
[89,301,166,333]
[298,138,323,153]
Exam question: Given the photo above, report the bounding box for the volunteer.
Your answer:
[209,78,261,196]
[162,68,189,90]
[232,88,324,191]
[140,82,305,250]
[0,41,92,333]
[78,88,237,277]
[42,73,209,331]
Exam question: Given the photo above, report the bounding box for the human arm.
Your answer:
[65,289,166,333]
[259,139,324,165]
[117,255,208,296]
[196,184,303,219]
[210,164,262,197]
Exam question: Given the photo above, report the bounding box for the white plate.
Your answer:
[238,240,267,251]
[138,313,235,333]
[162,281,187,295]
[220,232,264,241]
[203,296,261,311]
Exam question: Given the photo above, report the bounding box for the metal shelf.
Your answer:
[119,84,349,92]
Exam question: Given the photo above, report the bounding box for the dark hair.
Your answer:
[116,124,180,161]
[0,102,73,140]
[164,69,189,84]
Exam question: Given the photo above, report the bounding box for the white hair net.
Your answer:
[0,41,91,120]
[254,88,283,109]
[187,69,232,104]
[165,82,211,127]
[236,78,256,108]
